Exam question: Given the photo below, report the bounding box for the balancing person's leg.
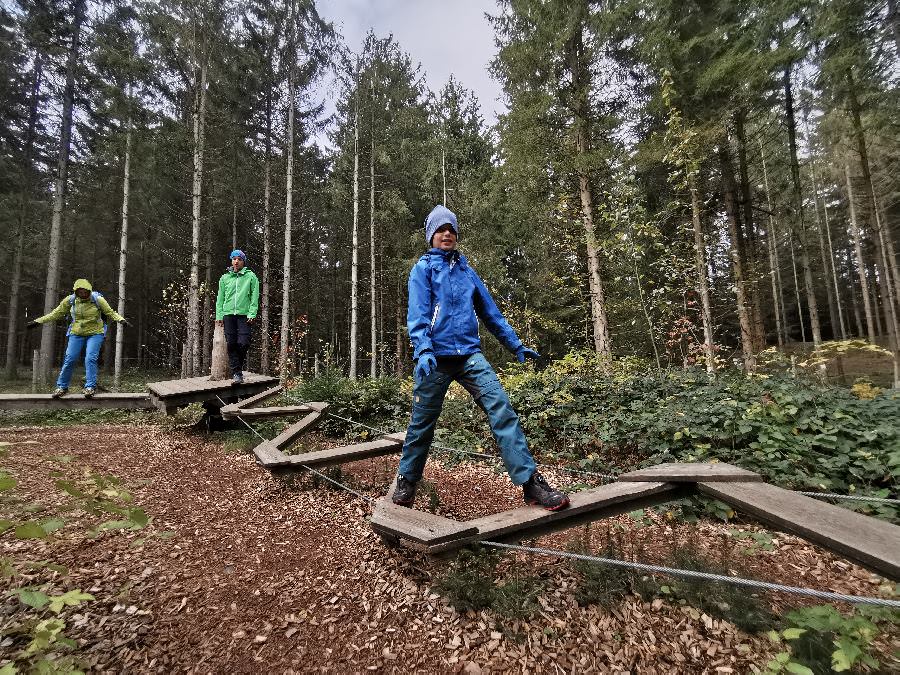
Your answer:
[57,335,87,390]
[397,368,454,484]
[223,315,241,376]
[235,316,251,374]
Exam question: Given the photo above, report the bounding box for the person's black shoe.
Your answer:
[82,387,96,398]
[231,372,243,385]
[391,475,417,507]
[523,471,570,511]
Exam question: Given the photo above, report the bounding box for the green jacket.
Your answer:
[36,279,124,337]
[216,267,260,320]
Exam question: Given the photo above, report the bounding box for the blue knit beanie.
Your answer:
[230,249,246,261]
[424,205,458,246]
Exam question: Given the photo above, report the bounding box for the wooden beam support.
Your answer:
[0,393,154,411]
[371,498,478,546]
[270,408,327,448]
[698,481,900,580]
[619,462,762,483]
[279,433,405,469]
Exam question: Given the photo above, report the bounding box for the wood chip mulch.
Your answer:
[1,423,897,674]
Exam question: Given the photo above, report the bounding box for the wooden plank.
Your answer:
[232,384,283,409]
[147,373,278,399]
[270,410,326,448]
[698,481,900,580]
[619,462,762,483]
[0,393,154,411]
[251,441,291,467]
[225,404,312,420]
[371,498,478,546]
[280,433,406,469]
[426,481,686,555]
[147,375,279,414]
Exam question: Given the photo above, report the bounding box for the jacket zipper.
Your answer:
[430,303,440,334]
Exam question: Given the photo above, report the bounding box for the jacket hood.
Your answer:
[424,205,458,246]
[72,279,92,292]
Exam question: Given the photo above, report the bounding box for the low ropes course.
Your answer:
[216,386,900,610]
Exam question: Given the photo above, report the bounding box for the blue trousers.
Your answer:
[57,333,105,389]
[398,352,537,486]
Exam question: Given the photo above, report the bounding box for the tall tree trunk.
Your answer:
[873,206,900,386]
[809,158,840,339]
[689,179,715,371]
[349,70,360,379]
[5,53,42,378]
[260,89,272,374]
[114,109,132,389]
[569,17,610,358]
[202,222,212,373]
[878,199,900,308]
[186,60,207,377]
[845,165,876,340]
[720,145,756,370]
[734,110,765,351]
[280,10,296,381]
[783,66,821,346]
[758,137,786,346]
[369,89,377,378]
[39,0,85,382]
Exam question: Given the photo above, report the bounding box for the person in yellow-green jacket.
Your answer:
[215,250,260,384]
[27,279,128,398]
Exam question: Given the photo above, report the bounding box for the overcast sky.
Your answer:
[317,0,505,127]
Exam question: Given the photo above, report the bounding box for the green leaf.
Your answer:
[14,522,47,539]
[782,627,806,640]
[127,508,149,528]
[47,589,94,614]
[0,472,16,492]
[785,663,814,675]
[16,588,50,609]
[41,518,65,534]
[0,520,14,535]
[0,661,17,674]
[831,648,852,672]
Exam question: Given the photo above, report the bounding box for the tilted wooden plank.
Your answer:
[228,404,313,419]
[232,384,283,409]
[252,441,291,467]
[147,373,278,398]
[270,410,326,448]
[371,498,478,546]
[619,462,762,483]
[0,393,154,411]
[698,481,900,580]
[280,433,406,469]
[424,481,686,555]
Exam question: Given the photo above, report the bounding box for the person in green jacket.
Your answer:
[215,250,260,384]
[27,279,127,398]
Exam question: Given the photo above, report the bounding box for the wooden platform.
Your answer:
[252,432,406,470]
[146,373,279,415]
[0,393,154,411]
[698,481,900,580]
[619,462,762,483]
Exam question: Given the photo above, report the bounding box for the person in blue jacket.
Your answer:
[392,205,569,511]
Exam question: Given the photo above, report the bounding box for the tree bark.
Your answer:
[369,83,377,378]
[845,165,876,340]
[5,53,43,378]
[280,6,296,381]
[569,17,610,358]
[720,145,756,370]
[349,67,360,379]
[689,179,715,371]
[260,88,272,374]
[186,59,207,377]
[783,66,821,345]
[39,0,85,382]
[114,109,132,390]
[758,137,786,346]
[808,158,840,339]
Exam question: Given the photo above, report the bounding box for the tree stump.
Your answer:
[210,323,229,380]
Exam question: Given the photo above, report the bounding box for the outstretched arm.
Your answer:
[33,298,71,324]
[470,270,523,354]
[97,296,125,323]
[407,264,434,359]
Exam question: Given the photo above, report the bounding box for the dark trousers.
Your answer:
[223,314,251,376]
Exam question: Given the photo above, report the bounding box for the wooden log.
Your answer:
[210,322,229,380]
[371,498,478,546]
[252,441,291,467]
[270,409,326,448]
[224,404,312,420]
[0,393,155,411]
[618,462,762,483]
[232,384,283,409]
[425,481,686,555]
[280,433,405,468]
[698,481,900,580]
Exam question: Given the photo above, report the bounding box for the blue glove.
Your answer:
[516,347,541,363]
[415,353,436,382]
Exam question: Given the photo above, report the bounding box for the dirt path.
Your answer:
[1,424,896,673]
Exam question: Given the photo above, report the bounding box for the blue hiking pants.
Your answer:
[398,352,537,486]
[57,333,105,389]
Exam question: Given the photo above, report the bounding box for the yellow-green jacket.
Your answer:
[216,267,260,320]
[35,279,124,337]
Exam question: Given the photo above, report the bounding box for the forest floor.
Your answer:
[1,422,898,673]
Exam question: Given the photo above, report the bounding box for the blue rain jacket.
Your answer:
[407,248,523,359]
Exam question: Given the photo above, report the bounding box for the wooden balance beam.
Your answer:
[0,393,154,411]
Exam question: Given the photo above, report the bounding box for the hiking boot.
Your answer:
[392,475,417,507]
[51,387,68,399]
[523,472,569,511]
[231,372,243,385]
[82,387,96,398]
